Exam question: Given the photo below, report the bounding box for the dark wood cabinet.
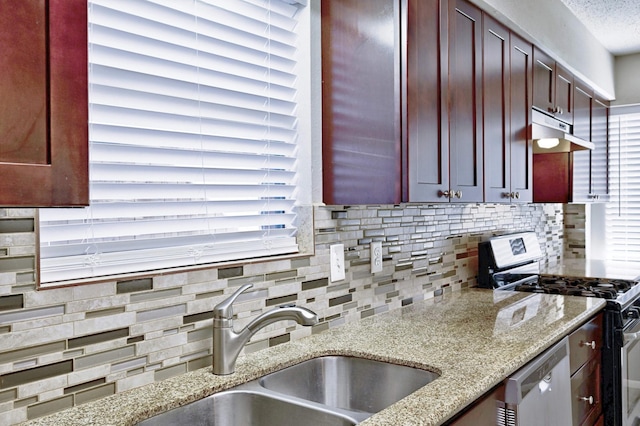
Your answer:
[533,83,609,204]
[532,47,555,115]
[321,0,402,205]
[572,80,594,203]
[533,47,573,124]
[321,0,609,206]
[590,95,610,202]
[568,313,603,426]
[444,0,483,202]
[406,0,446,202]
[0,0,88,206]
[408,0,483,203]
[555,63,574,124]
[483,17,533,203]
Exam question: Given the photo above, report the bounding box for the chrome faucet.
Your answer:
[212,283,318,375]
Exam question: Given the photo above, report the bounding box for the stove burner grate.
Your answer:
[515,275,638,299]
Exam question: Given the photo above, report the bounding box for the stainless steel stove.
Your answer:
[478,231,640,426]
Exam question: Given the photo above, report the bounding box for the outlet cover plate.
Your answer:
[370,241,383,273]
[330,244,345,282]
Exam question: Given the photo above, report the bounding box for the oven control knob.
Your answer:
[626,307,640,319]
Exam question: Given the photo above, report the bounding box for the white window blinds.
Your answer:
[39,0,305,285]
[606,106,640,261]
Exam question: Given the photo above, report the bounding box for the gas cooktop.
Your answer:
[514,275,637,299]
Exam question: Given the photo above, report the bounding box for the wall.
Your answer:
[613,53,640,106]
[471,0,615,100]
[0,203,563,424]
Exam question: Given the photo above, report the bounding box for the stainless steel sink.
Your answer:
[137,355,438,425]
[137,389,358,426]
[259,355,440,414]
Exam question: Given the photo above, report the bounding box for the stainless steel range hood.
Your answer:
[532,109,594,153]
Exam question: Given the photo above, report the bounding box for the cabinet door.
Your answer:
[555,63,574,124]
[321,0,402,205]
[572,81,593,202]
[533,153,571,203]
[447,0,483,202]
[406,0,446,202]
[482,15,510,203]
[509,34,533,202]
[533,47,555,115]
[0,0,88,206]
[590,96,610,201]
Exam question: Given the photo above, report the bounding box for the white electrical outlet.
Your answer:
[370,241,383,273]
[330,244,345,282]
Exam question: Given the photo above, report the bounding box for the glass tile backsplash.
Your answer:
[0,203,565,423]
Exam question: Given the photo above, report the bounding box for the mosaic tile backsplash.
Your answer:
[0,203,565,424]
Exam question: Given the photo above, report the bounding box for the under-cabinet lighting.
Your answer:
[536,138,560,149]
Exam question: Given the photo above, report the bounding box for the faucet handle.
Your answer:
[213,284,253,320]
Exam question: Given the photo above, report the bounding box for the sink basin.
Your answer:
[259,355,440,414]
[137,390,357,426]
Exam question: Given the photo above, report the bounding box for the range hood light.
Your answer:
[536,138,560,149]
[531,109,595,153]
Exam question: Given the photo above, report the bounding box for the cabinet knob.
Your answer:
[454,190,462,199]
[580,340,596,350]
[579,395,595,405]
[438,190,452,199]
[514,192,520,199]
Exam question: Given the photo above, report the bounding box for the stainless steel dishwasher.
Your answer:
[498,337,572,426]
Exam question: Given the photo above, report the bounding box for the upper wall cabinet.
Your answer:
[532,47,574,124]
[321,0,402,205]
[570,91,610,203]
[406,0,445,201]
[482,16,533,203]
[408,0,484,203]
[443,0,484,202]
[572,80,594,202]
[589,95,610,202]
[321,0,607,206]
[0,0,88,206]
[533,81,610,204]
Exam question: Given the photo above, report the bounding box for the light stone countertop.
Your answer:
[22,288,606,426]
[542,258,640,281]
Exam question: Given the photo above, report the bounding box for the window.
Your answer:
[38,0,312,286]
[605,105,640,261]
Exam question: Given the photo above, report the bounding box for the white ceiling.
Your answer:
[559,0,640,56]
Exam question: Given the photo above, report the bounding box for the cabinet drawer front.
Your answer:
[569,314,602,374]
[570,356,602,426]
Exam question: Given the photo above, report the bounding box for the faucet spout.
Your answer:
[212,285,318,375]
[246,305,318,333]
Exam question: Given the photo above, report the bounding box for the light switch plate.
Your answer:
[370,241,383,273]
[330,244,345,282]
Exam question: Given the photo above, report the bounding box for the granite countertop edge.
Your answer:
[21,288,607,426]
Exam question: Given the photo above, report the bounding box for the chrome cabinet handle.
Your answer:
[580,340,596,350]
[579,396,594,405]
